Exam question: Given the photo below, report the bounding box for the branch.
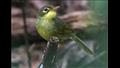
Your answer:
[38,37,59,68]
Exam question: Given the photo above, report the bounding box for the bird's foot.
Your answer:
[49,36,59,43]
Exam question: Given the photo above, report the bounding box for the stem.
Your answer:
[21,1,32,68]
[38,40,59,68]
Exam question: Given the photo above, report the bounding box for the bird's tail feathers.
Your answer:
[71,33,94,55]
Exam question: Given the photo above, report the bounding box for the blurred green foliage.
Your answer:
[76,0,108,68]
[89,0,108,23]
[77,25,108,68]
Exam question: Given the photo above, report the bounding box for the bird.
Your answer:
[35,5,93,55]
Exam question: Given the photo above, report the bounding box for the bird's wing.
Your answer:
[54,17,72,34]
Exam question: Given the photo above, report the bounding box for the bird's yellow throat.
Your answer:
[42,10,56,20]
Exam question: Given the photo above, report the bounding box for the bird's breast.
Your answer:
[36,20,56,40]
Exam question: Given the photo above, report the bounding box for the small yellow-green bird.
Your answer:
[35,5,93,55]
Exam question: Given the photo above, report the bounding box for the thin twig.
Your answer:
[21,1,32,68]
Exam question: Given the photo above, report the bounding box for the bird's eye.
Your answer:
[43,8,49,13]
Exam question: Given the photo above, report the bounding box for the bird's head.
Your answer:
[38,5,60,19]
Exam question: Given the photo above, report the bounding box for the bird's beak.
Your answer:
[53,6,60,11]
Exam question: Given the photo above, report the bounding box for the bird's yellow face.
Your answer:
[39,6,59,20]
[43,9,56,19]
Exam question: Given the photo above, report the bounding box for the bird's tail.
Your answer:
[71,33,94,55]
